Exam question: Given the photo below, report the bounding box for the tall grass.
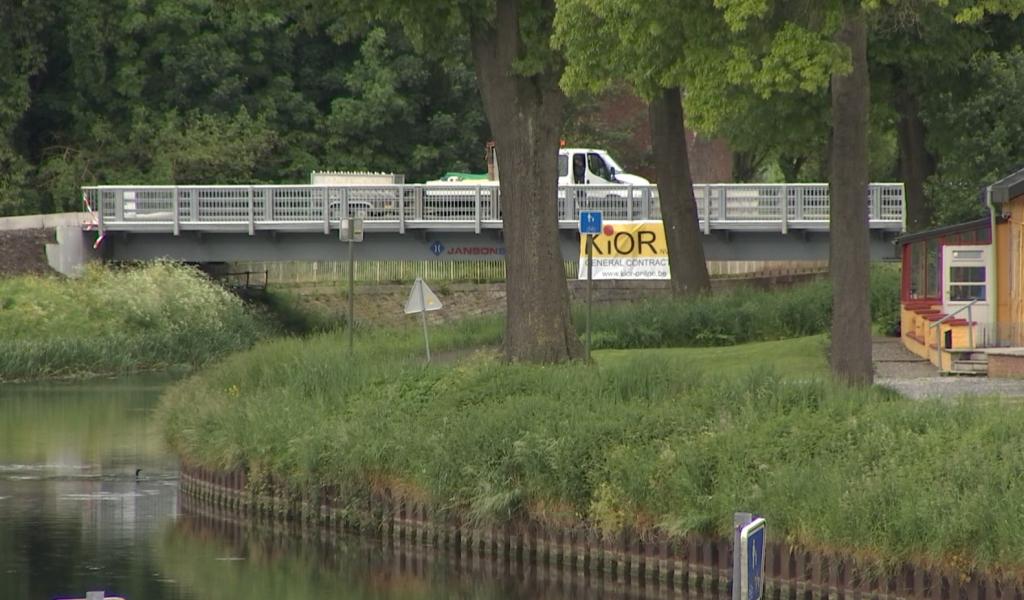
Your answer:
[161,326,1024,573]
[255,266,900,344]
[0,262,272,381]
[584,266,901,349]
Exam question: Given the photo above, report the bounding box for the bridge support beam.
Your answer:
[46,225,100,277]
[104,228,899,264]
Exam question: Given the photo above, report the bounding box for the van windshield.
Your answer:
[587,153,612,180]
[601,152,625,174]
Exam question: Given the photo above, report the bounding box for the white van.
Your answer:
[556,148,650,186]
[423,146,650,219]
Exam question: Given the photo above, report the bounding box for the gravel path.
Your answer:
[872,337,1024,400]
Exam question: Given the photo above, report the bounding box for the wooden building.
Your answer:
[898,168,1024,376]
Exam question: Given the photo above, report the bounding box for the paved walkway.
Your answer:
[873,337,1024,400]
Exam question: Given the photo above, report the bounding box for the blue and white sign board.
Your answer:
[738,518,767,600]
[579,210,603,235]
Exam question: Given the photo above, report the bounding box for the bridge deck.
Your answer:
[83,183,905,235]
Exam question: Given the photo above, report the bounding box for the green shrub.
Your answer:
[583,267,901,349]
[0,262,272,381]
[581,280,833,349]
[259,288,341,334]
[870,263,902,336]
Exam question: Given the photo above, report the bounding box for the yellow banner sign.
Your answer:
[578,221,670,279]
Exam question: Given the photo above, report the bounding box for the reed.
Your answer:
[159,326,1024,573]
[0,262,272,381]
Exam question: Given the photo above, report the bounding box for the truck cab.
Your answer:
[557,148,650,186]
[480,142,649,187]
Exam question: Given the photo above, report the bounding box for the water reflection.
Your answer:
[160,513,704,600]
[0,375,185,599]
[0,375,704,600]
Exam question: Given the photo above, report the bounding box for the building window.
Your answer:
[950,266,985,282]
[926,238,940,298]
[949,285,986,301]
[910,241,925,298]
[948,266,986,301]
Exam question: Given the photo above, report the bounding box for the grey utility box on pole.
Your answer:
[340,215,365,352]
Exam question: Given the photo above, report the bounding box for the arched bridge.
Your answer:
[82,182,905,263]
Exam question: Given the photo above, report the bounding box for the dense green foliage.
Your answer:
[0,263,271,380]
[924,49,1024,224]
[586,282,831,349]
[4,0,1024,228]
[161,330,1023,571]
[870,263,903,336]
[0,3,487,215]
[246,269,900,343]
[586,267,900,348]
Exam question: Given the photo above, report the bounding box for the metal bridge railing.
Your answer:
[84,182,905,236]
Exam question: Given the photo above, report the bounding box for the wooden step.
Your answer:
[946,369,988,376]
[949,358,988,376]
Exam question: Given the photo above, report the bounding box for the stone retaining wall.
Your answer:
[987,350,1024,379]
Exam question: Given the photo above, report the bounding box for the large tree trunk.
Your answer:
[829,10,873,386]
[470,0,583,363]
[895,83,934,231]
[649,87,710,296]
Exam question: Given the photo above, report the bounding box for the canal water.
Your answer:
[0,376,685,600]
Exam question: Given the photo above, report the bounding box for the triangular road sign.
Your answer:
[404,277,443,314]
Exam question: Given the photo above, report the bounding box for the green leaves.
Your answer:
[955,0,1024,23]
[752,23,847,95]
[924,49,1024,224]
[714,0,771,32]
[1,0,489,213]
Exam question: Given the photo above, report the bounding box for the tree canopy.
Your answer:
[0,0,487,215]
[4,0,1024,230]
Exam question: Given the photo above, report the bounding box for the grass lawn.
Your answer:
[595,335,828,379]
[162,321,1024,574]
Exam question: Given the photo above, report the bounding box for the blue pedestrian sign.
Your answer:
[738,518,767,600]
[579,210,603,235]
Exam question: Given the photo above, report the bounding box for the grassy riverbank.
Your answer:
[0,263,272,381]
[265,264,900,344]
[586,263,900,347]
[161,317,1024,574]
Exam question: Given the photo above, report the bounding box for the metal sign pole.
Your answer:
[419,281,431,362]
[733,512,753,600]
[347,236,355,353]
[340,215,363,353]
[586,233,594,360]
[735,515,766,600]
